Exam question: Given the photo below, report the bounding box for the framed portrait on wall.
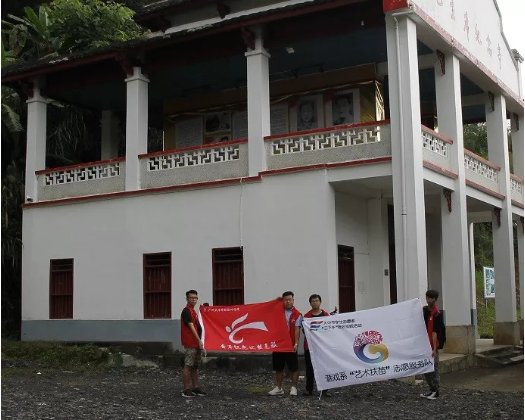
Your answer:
[325,89,361,127]
[204,111,231,134]
[290,95,324,132]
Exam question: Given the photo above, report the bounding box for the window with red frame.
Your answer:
[212,247,244,305]
[49,259,74,319]
[143,252,172,318]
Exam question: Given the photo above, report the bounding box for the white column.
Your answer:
[435,54,473,347]
[468,222,478,336]
[386,14,428,302]
[486,94,518,343]
[25,80,48,202]
[101,110,119,160]
[125,67,149,191]
[425,211,442,295]
[245,26,270,176]
[511,114,524,318]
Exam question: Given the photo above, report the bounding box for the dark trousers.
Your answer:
[304,350,315,392]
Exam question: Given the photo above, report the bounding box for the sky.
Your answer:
[497,0,525,98]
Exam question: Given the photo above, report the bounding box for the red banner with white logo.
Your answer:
[200,299,294,352]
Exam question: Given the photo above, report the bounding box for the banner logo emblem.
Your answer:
[353,330,389,363]
[225,313,268,344]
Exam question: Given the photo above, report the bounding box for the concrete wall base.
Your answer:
[493,321,521,345]
[443,325,476,354]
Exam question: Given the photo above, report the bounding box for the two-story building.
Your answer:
[2,0,523,352]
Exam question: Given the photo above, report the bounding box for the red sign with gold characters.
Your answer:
[200,299,294,352]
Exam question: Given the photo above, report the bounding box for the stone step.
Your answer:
[475,346,524,368]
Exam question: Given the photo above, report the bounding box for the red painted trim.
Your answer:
[138,139,247,159]
[262,157,392,176]
[264,120,391,141]
[466,180,505,200]
[511,200,524,209]
[510,174,525,184]
[22,156,392,208]
[383,0,409,12]
[23,176,263,208]
[409,3,523,106]
[423,161,458,179]
[421,125,454,144]
[464,149,501,171]
[35,157,125,175]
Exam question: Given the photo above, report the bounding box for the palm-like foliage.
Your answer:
[2,6,61,60]
[1,0,147,337]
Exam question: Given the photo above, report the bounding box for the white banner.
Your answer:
[302,299,434,390]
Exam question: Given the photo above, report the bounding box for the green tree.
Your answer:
[1,0,148,337]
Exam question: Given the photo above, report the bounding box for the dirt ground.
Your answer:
[1,366,523,419]
[440,364,524,393]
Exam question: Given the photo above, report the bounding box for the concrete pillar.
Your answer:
[425,210,442,295]
[486,94,519,344]
[367,197,390,308]
[25,79,48,202]
[511,114,524,326]
[245,26,270,176]
[435,53,475,353]
[468,222,478,338]
[125,67,149,191]
[386,14,428,302]
[101,110,120,160]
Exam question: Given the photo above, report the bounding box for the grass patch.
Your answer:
[247,387,271,394]
[1,340,112,370]
[475,270,521,338]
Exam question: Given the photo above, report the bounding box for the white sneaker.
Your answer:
[268,386,284,396]
[289,386,298,396]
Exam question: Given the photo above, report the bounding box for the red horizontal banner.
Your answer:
[200,299,293,352]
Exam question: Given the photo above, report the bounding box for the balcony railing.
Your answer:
[264,121,391,170]
[464,149,501,196]
[139,139,248,189]
[421,126,453,173]
[510,174,524,205]
[36,158,125,200]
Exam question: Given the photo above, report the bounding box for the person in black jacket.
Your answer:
[420,289,444,400]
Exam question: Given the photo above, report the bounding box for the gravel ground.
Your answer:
[1,368,523,419]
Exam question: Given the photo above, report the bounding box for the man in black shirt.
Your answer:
[420,289,444,400]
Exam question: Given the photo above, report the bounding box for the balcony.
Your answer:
[31,121,523,211]
[510,175,524,207]
[36,158,125,201]
[139,140,248,189]
[264,121,391,171]
[463,150,502,198]
[421,126,453,175]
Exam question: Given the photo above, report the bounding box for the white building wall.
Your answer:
[334,192,370,311]
[22,170,349,321]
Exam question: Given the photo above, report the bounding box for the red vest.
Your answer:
[287,307,302,345]
[181,304,201,348]
[303,309,329,350]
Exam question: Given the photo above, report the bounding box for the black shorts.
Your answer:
[272,351,299,373]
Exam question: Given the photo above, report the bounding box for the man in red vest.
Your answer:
[420,289,444,400]
[302,294,331,397]
[268,291,303,396]
[180,290,207,398]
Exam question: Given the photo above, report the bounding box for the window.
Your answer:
[338,245,355,313]
[212,247,244,305]
[143,252,172,318]
[49,259,74,319]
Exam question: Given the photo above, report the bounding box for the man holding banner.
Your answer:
[268,291,303,396]
[302,298,435,395]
